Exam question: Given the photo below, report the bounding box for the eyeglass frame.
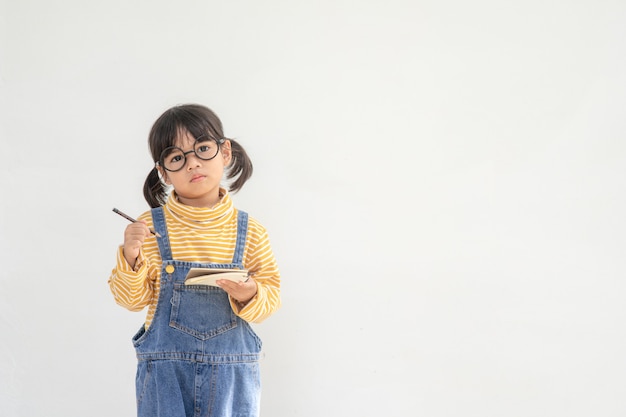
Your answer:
[156,136,226,172]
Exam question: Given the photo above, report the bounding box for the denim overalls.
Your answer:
[131,207,262,417]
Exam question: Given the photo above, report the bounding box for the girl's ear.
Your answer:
[221,139,232,166]
[156,165,171,185]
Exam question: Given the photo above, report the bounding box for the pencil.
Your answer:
[112,208,162,238]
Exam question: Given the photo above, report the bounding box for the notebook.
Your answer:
[184,268,249,287]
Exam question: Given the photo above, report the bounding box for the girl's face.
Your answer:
[158,130,231,208]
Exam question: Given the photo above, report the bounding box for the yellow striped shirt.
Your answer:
[108,189,281,328]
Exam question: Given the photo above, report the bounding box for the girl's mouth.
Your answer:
[191,174,206,183]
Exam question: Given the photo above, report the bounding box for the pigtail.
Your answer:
[225,138,253,193]
[143,167,168,208]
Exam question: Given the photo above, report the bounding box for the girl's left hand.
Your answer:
[217,276,258,307]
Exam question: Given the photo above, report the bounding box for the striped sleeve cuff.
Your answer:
[116,245,147,275]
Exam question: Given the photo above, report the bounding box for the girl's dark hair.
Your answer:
[142,104,253,208]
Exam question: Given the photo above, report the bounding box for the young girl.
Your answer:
[109,104,281,417]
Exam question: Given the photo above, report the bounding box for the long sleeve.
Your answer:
[232,224,281,323]
[108,246,156,312]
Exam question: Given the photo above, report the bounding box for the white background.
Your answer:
[1,1,626,416]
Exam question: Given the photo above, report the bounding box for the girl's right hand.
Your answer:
[122,221,151,268]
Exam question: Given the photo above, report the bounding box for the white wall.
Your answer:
[1,1,625,416]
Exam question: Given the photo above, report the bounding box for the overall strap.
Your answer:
[151,207,172,261]
[232,210,249,265]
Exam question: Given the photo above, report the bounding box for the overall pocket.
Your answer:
[170,283,237,340]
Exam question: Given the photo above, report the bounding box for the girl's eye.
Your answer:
[196,141,217,156]
[197,145,211,153]
[169,154,183,163]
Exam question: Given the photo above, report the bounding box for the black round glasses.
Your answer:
[158,137,225,172]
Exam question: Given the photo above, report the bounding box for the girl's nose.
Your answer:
[186,153,202,170]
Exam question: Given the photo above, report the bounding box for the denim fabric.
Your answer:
[132,207,262,417]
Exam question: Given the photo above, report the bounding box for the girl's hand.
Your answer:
[122,221,151,268]
[217,276,258,308]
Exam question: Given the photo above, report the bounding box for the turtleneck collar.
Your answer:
[164,187,235,229]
